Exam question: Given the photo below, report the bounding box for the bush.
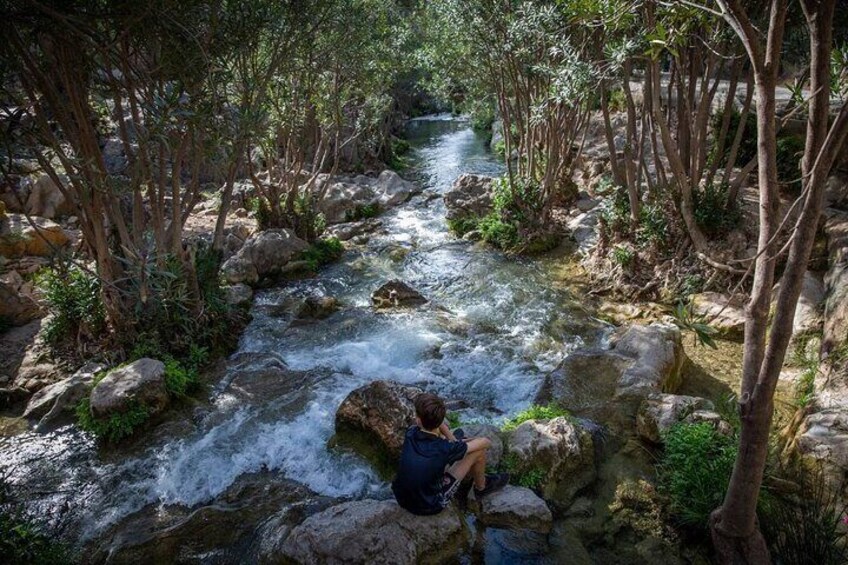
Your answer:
[501,453,545,489]
[710,109,757,168]
[446,216,479,237]
[298,237,344,272]
[776,135,805,190]
[37,264,106,346]
[693,181,741,236]
[477,212,519,250]
[658,422,738,529]
[76,397,150,443]
[611,245,635,267]
[501,404,572,432]
[344,203,381,222]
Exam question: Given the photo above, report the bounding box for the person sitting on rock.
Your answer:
[392,392,508,515]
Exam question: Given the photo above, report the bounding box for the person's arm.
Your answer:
[439,420,457,442]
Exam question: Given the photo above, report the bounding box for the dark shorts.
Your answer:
[438,472,461,508]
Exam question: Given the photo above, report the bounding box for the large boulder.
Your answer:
[89,358,169,419]
[790,409,848,505]
[444,174,494,221]
[0,214,70,258]
[505,417,595,507]
[279,499,467,564]
[636,393,715,444]
[374,170,417,207]
[335,380,422,459]
[221,229,309,285]
[611,323,686,400]
[474,485,552,533]
[0,277,42,326]
[455,423,503,468]
[315,175,378,224]
[691,292,747,339]
[371,280,427,308]
[23,174,73,219]
[823,210,848,358]
[567,209,600,256]
[793,271,826,335]
[23,362,107,429]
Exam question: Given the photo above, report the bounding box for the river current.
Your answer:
[0,115,611,557]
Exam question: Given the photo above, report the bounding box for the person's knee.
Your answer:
[479,437,492,450]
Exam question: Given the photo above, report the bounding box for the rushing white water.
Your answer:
[0,115,610,545]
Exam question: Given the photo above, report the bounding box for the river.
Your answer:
[0,115,615,562]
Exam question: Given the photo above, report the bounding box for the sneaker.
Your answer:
[455,479,473,502]
[473,473,510,499]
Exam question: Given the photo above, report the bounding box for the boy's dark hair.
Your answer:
[414,393,446,430]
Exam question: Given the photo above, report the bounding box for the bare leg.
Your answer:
[448,449,487,490]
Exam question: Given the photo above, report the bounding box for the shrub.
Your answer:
[636,202,670,249]
[477,212,519,250]
[501,453,546,489]
[446,216,479,237]
[76,397,150,443]
[344,203,381,222]
[611,245,635,267]
[658,422,738,529]
[710,109,757,168]
[599,185,632,238]
[501,404,572,432]
[693,181,741,236]
[37,264,106,346]
[298,237,344,272]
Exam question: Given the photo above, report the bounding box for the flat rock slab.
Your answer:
[475,485,552,533]
[280,499,467,565]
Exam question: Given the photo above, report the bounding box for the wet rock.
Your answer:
[636,393,715,444]
[23,362,107,429]
[611,323,686,400]
[326,218,383,241]
[474,485,552,533]
[454,423,503,468]
[23,174,73,219]
[0,214,70,258]
[691,292,746,339]
[224,283,254,307]
[444,174,494,220]
[90,358,169,419]
[0,278,42,327]
[294,295,340,321]
[505,417,595,507]
[375,170,418,207]
[221,229,309,286]
[279,499,467,565]
[371,280,427,308]
[335,380,422,459]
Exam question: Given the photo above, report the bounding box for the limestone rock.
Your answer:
[611,323,686,400]
[326,218,383,242]
[23,362,107,429]
[475,485,552,533]
[24,174,73,219]
[371,280,427,308]
[636,393,715,444]
[454,423,503,468]
[0,278,42,326]
[793,271,826,335]
[0,214,70,258]
[567,209,600,256]
[295,295,340,320]
[335,380,422,459]
[505,417,595,506]
[315,175,378,224]
[224,283,253,307]
[684,409,733,436]
[691,292,746,339]
[444,174,494,221]
[279,499,467,565]
[89,358,168,419]
[790,408,848,505]
[221,229,308,285]
[823,211,848,358]
[374,170,418,207]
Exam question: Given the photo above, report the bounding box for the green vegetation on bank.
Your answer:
[298,238,345,273]
[501,404,572,432]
